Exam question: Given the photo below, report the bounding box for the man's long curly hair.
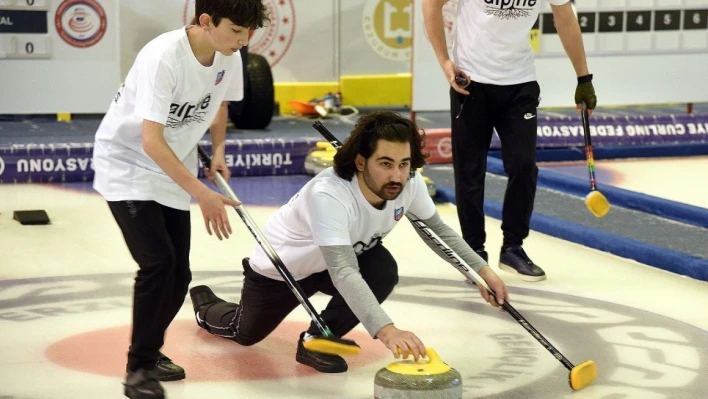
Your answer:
[334,111,428,181]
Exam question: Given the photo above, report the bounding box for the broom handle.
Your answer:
[581,102,597,191]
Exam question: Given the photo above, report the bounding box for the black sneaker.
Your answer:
[499,246,546,282]
[154,353,185,382]
[474,249,489,263]
[124,369,164,399]
[189,285,224,331]
[295,332,348,373]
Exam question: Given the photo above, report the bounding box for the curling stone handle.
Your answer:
[425,348,441,365]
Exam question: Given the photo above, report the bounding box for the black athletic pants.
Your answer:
[108,200,192,372]
[199,243,398,344]
[450,81,540,250]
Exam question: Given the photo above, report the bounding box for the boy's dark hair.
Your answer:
[334,111,428,181]
[195,0,270,29]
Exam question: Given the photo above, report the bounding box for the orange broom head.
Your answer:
[585,190,610,218]
[569,360,598,390]
[287,100,319,115]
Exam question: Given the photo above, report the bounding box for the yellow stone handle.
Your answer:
[424,348,441,365]
[388,347,452,374]
[395,347,440,364]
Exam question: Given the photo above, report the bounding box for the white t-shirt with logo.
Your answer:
[454,0,569,85]
[249,168,437,280]
[93,26,244,210]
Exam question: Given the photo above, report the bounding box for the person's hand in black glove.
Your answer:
[575,74,597,115]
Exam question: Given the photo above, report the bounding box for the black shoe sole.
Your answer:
[124,386,165,399]
[498,263,547,282]
[295,352,348,373]
[155,370,185,382]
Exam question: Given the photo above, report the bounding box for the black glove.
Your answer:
[575,74,597,109]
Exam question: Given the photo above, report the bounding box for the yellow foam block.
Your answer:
[302,337,360,356]
[315,141,335,150]
[569,360,598,390]
[339,73,411,107]
[585,190,610,218]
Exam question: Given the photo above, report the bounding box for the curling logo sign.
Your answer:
[55,0,107,48]
[248,0,296,66]
[363,0,412,61]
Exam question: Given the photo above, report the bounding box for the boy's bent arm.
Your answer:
[142,120,209,199]
[320,245,394,338]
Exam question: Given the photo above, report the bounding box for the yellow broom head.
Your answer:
[302,336,361,356]
[569,360,598,390]
[585,190,610,218]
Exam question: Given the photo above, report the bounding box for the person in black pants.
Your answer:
[190,111,508,375]
[108,201,193,379]
[191,245,399,373]
[423,0,597,281]
[92,1,269,398]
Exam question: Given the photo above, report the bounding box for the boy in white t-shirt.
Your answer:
[423,0,598,282]
[189,111,509,374]
[92,1,269,398]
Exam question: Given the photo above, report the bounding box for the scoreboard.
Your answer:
[0,0,51,59]
[412,0,708,111]
[0,0,120,114]
[537,1,708,56]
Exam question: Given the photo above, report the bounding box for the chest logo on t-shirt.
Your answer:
[215,70,225,85]
[484,0,536,19]
[394,206,404,221]
[167,93,212,129]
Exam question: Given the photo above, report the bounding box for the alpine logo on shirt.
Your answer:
[484,0,536,19]
[166,93,212,129]
[394,206,404,221]
[113,83,125,104]
[353,232,386,255]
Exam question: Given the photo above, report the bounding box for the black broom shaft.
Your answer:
[407,218,576,371]
[313,121,343,150]
[581,103,592,149]
[581,103,597,191]
[502,302,575,370]
[196,145,332,337]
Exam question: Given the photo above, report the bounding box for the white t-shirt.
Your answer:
[454,0,568,85]
[93,26,244,210]
[249,168,438,280]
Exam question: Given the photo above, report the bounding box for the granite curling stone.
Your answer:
[374,348,462,399]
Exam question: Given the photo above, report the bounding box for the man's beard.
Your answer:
[363,170,404,201]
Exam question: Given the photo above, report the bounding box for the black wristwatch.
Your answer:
[577,74,593,84]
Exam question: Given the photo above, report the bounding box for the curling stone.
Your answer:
[374,348,462,399]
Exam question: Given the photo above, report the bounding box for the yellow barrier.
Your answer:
[274,73,412,115]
